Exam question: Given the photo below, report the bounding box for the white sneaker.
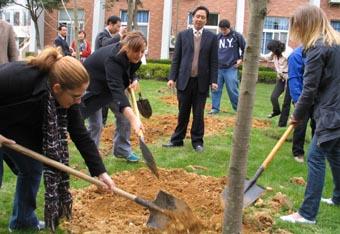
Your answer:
[321,197,335,205]
[280,212,316,224]
[294,155,304,163]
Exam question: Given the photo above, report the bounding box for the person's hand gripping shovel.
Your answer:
[129,88,159,178]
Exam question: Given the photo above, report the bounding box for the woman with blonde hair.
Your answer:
[280,5,340,224]
[0,47,115,232]
[81,31,147,162]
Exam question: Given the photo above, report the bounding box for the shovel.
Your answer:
[223,125,294,208]
[137,92,152,119]
[3,143,200,231]
[129,88,159,178]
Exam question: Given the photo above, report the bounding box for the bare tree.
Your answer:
[5,0,68,51]
[222,0,268,233]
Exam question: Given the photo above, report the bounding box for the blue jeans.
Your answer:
[211,68,239,111]
[3,148,43,229]
[87,102,132,157]
[299,136,340,221]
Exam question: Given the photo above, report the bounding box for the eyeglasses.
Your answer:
[65,89,84,101]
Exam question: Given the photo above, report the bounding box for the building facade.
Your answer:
[7,0,340,59]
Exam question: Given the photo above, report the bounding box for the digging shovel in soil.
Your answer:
[3,143,202,232]
[222,125,294,208]
[129,88,159,178]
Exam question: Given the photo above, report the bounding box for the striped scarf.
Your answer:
[42,90,72,232]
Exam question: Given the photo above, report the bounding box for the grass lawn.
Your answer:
[1,80,340,233]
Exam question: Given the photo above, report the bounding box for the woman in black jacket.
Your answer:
[81,31,146,161]
[280,5,340,224]
[0,47,115,232]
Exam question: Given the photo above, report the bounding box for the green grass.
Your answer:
[1,80,340,233]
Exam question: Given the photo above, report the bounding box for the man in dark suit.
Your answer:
[94,15,124,50]
[54,24,72,56]
[163,5,218,152]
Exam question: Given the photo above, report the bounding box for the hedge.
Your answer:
[137,63,277,83]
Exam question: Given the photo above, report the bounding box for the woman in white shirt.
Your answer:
[261,40,293,127]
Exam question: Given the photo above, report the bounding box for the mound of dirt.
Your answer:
[62,168,264,233]
[100,114,270,156]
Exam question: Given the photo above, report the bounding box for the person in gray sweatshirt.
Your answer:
[209,19,245,114]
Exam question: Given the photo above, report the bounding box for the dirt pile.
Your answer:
[62,168,267,233]
[100,114,270,156]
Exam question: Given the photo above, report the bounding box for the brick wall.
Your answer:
[44,0,94,48]
[43,0,340,59]
[104,0,165,59]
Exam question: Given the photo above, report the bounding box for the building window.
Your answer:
[58,9,85,45]
[187,12,219,34]
[261,16,289,54]
[14,11,20,26]
[331,20,340,32]
[120,10,149,40]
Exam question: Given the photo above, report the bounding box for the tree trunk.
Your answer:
[127,0,135,31]
[222,0,267,233]
[72,0,80,59]
[32,17,41,51]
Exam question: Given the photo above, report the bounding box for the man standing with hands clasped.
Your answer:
[163,5,218,152]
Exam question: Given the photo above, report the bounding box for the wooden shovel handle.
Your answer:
[262,125,294,169]
[129,88,144,138]
[3,143,138,201]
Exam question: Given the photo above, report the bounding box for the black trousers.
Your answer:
[170,78,208,147]
[270,79,291,127]
[292,107,315,157]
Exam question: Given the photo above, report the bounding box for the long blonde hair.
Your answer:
[27,47,89,90]
[289,5,340,49]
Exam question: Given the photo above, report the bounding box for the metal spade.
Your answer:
[4,143,198,231]
[223,125,294,208]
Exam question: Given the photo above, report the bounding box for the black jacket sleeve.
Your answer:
[293,45,324,121]
[168,31,182,82]
[104,56,131,112]
[67,105,106,176]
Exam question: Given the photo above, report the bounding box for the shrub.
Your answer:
[146,59,171,64]
[137,63,170,81]
[138,63,277,83]
[239,70,277,84]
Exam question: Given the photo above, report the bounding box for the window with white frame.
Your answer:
[58,9,85,45]
[120,10,149,40]
[331,20,340,32]
[261,16,289,54]
[187,12,219,34]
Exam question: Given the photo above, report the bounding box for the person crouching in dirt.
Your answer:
[80,31,146,161]
[0,47,115,232]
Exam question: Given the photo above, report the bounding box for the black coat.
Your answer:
[294,41,340,145]
[169,28,218,93]
[81,43,141,118]
[54,35,72,56]
[0,62,106,176]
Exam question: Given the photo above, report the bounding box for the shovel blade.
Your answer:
[147,190,196,230]
[222,180,265,208]
[139,138,159,178]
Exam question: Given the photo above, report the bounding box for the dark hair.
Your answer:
[266,40,286,57]
[219,19,230,29]
[58,24,67,31]
[192,5,209,19]
[107,15,121,25]
[78,30,86,37]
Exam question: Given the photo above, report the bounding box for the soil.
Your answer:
[62,168,278,233]
[99,114,270,156]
